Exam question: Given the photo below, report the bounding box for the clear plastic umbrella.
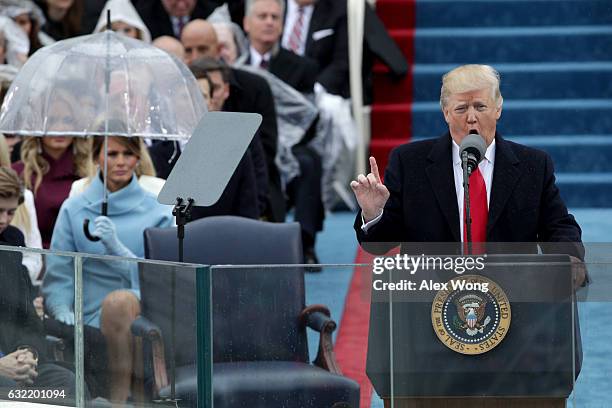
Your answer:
[0,21,207,239]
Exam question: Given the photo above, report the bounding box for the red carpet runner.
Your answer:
[369,0,415,176]
[334,248,376,408]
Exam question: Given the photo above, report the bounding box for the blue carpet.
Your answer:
[288,211,358,360]
[570,210,612,405]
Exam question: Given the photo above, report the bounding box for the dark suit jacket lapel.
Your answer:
[487,134,521,235]
[305,0,324,53]
[425,134,461,241]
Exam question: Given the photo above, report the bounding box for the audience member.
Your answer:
[0,0,53,56]
[43,133,173,402]
[281,0,349,98]
[133,0,217,39]
[12,92,92,248]
[0,134,43,289]
[93,0,151,42]
[35,0,84,41]
[152,34,185,59]
[181,19,284,221]
[212,21,246,64]
[187,58,259,219]
[244,0,323,264]
[0,16,29,66]
[0,167,78,405]
[70,136,163,198]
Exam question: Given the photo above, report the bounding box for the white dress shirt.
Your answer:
[362,139,496,242]
[248,46,272,68]
[282,0,314,56]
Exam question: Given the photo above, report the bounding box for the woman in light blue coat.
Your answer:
[43,135,173,402]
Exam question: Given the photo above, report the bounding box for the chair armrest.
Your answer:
[299,304,341,374]
[130,316,169,395]
[131,316,161,339]
[45,335,65,362]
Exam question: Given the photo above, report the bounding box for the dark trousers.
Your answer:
[286,145,325,248]
[44,318,108,398]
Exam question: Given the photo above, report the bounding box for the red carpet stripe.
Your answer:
[370,0,416,177]
[334,248,376,408]
[335,248,399,408]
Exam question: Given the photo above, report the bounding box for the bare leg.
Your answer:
[100,290,140,405]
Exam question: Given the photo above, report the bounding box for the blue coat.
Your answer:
[43,173,174,327]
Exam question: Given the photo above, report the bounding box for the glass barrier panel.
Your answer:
[570,243,612,407]
[210,264,363,408]
[0,245,212,408]
[78,255,211,408]
[0,245,78,407]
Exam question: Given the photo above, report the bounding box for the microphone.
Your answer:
[459,130,487,174]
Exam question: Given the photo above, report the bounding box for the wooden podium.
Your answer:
[382,397,565,408]
[368,254,577,408]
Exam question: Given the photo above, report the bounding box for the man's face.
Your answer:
[0,197,18,235]
[197,78,212,110]
[182,25,218,65]
[161,0,196,17]
[442,88,501,146]
[244,0,283,50]
[207,70,229,111]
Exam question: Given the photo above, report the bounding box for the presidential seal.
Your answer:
[431,275,511,355]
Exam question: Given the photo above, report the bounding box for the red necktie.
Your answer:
[288,7,305,54]
[463,167,488,253]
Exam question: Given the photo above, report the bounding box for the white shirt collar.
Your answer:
[452,137,496,167]
[249,45,272,68]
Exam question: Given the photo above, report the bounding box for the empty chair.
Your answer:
[133,216,360,407]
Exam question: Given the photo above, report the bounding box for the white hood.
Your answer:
[94,0,151,43]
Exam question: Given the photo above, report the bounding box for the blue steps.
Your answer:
[413,63,612,101]
[412,99,612,137]
[414,26,612,64]
[416,0,612,28]
[507,136,612,173]
[410,0,612,207]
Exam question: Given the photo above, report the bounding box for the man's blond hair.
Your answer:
[440,64,503,109]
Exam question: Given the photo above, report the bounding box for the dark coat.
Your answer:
[148,142,259,220]
[132,0,217,39]
[224,68,286,221]
[303,0,350,98]
[355,133,583,257]
[267,48,319,94]
[0,226,47,361]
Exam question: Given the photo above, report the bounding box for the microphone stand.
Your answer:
[167,197,194,402]
[462,152,473,255]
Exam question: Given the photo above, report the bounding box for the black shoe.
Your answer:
[304,248,322,272]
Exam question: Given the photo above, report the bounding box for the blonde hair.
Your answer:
[0,167,23,204]
[440,64,503,109]
[0,134,31,232]
[20,136,92,193]
[0,134,9,167]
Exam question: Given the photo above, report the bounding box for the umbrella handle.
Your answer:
[83,219,101,242]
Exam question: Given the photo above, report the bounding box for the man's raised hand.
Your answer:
[350,156,390,222]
